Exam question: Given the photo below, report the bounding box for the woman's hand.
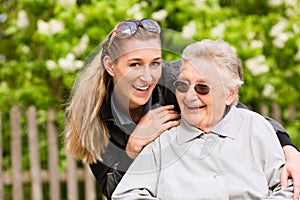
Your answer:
[126,105,180,159]
[281,145,300,200]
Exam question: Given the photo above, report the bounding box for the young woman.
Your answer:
[64,18,181,198]
[64,19,300,200]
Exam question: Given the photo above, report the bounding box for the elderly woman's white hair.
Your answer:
[182,39,244,104]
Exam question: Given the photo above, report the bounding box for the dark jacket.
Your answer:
[89,60,295,200]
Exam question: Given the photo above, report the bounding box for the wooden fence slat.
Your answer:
[10,106,23,200]
[289,104,296,121]
[47,108,61,200]
[272,103,282,123]
[1,167,86,184]
[67,154,78,200]
[259,104,269,117]
[84,164,96,200]
[0,111,3,200]
[27,106,43,200]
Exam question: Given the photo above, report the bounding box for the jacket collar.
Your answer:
[176,119,204,145]
[210,106,237,139]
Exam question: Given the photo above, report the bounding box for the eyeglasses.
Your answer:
[173,80,211,95]
[106,18,161,48]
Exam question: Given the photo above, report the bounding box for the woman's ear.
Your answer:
[225,86,238,105]
[103,55,115,77]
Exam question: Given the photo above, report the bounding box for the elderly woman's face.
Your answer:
[110,39,162,110]
[176,58,231,132]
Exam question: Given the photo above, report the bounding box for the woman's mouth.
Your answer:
[132,85,150,91]
[187,105,206,111]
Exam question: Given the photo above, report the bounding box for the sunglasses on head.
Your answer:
[106,18,161,48]
[173,80,211,95]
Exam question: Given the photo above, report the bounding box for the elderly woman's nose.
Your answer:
[185,86,199,100]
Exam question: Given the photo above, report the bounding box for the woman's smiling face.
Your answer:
[110,39,162,110]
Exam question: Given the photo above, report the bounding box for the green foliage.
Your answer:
[1,1,300,197]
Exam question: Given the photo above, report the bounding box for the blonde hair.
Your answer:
[182,39,243,105]
[64,22,161,164]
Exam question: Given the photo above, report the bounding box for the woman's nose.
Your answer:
[139,65,152,82]
[185,85,199,100]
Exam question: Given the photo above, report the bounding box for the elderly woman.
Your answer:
[112,39,294,199]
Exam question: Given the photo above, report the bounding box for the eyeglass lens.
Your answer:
[174,81,210,95]
[141,19,160,32]
[117,21,138,37]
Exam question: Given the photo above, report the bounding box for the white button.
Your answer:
[214,175,221,179]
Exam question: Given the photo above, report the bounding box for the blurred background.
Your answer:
[1,0,300,199]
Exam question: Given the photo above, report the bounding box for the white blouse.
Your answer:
[112,106,294,200]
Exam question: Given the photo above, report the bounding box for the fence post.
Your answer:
[84,164,96,200]
[272,103,282,123]
[67,153,78,200]
[288,104,296,121]
[10,106,23,200]
[0,111,3,200]
[259,104,269,116]
[27,106,43,200]
[47,108,61,200]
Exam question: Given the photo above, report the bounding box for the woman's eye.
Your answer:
[129,63,140,67]
[150,62,161,67]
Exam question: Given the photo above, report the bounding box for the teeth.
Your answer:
[188,105,205,109]
[189,106,199,109]
[133,85,149,91]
